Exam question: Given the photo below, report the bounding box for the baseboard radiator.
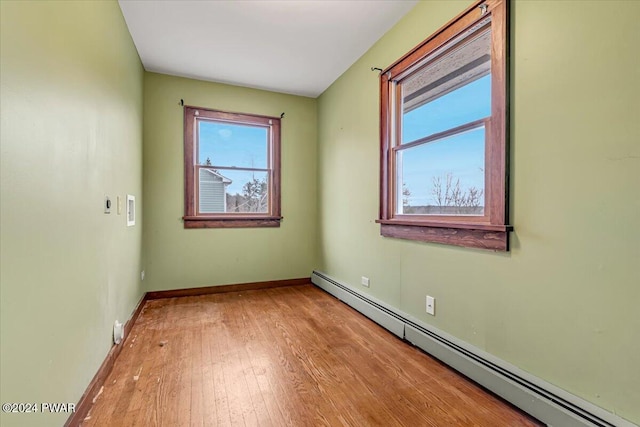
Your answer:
[311,271,635,427]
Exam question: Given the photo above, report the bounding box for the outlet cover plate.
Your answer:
[426,295,435,315]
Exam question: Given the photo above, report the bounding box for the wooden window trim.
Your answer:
[377,0,511,251]
[183,106,281,229]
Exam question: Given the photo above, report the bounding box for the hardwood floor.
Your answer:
[82,284,543,426]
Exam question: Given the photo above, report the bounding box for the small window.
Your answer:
[183,107,281,228]
[378,0,511,250]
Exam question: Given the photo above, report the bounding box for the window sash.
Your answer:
[195,166,272,216]
[393,120,487,218]
[196,117,270,170]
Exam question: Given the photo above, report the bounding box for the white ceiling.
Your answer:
[118,0,417,98]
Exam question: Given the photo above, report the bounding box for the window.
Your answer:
[378,0,511,251]
[183,106,281,228]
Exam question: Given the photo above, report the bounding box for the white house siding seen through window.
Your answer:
[198,168,230,213]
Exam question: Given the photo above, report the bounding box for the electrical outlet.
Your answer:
[361,276,370,287]
[426,295,435,315]
[113,320,124,344]
[141,270,145,281]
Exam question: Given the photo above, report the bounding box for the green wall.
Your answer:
[1,0,638,425]
[0,1,144,426]
[142,73,317,291]
[317,0,640,423]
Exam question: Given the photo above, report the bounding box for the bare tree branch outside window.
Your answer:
[402,172,483,215]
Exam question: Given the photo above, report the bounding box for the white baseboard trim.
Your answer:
[311,271,636,427]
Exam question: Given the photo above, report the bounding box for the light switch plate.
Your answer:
[126,194,135,226]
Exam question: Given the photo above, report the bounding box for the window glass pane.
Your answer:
[397,126,485,216]
[214,169,269,213]
[401,28,491,143]
[198,121,268,169]
[199,168,232,213]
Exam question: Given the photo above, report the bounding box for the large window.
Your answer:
[183,107,281,228]
[378,0,511,250]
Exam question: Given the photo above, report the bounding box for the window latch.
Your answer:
[478,4,488,15]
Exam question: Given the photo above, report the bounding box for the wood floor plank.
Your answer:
[220,294,259,427]
[208,301,233,427]
[262,289,347,426]
[199,302,218,427]
[263,287,400,426]
[82,285,543,427]
[241,291,304,427]
[235,293,283,427]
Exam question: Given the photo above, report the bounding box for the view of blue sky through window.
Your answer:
[399,73,490,212]
[198,121,268,196]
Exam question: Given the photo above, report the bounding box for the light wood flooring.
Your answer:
[82,284,543,426]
